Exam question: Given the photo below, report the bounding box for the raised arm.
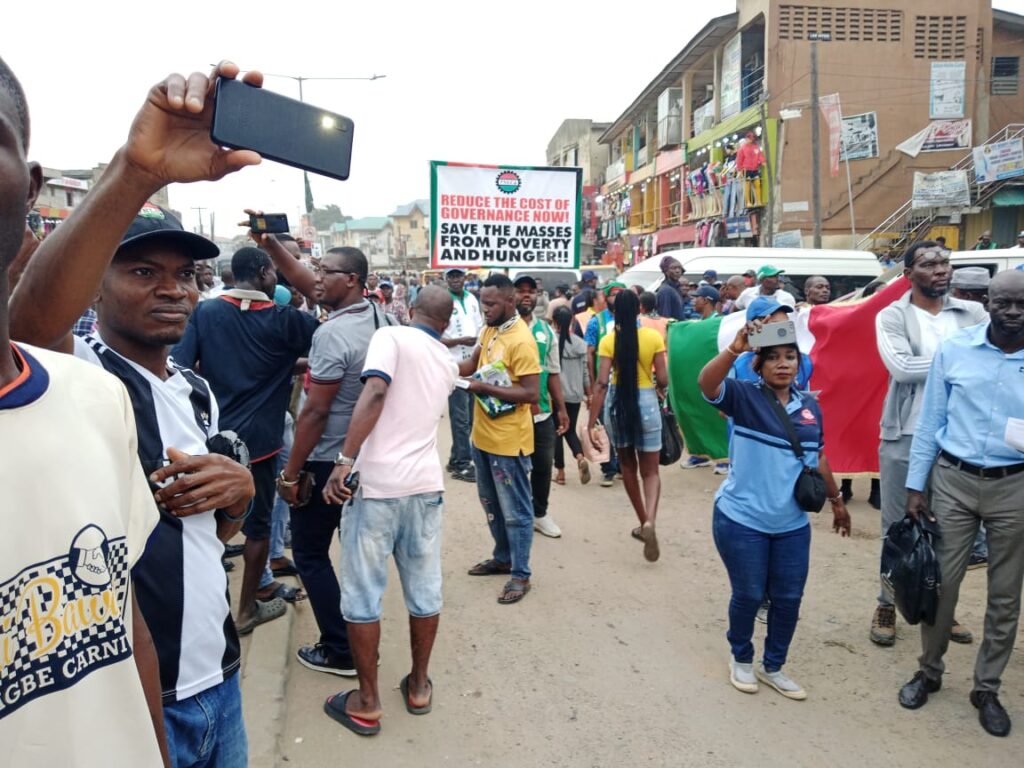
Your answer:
[698,324,753,400]
[9,61,263,351]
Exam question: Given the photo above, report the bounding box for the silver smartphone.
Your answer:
[748,320,797,348]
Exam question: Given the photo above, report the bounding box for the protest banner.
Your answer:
[972,138,1024,184]
[896,119,972,157]
[431,161,582,269]
[911,170,970,209]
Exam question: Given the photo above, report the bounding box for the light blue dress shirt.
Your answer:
[906,321,1024,491]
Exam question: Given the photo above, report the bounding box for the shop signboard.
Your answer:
[840,112,878,162]
[972,138,1024,184]
[720,34,742,121]
[431,161,582,269]
[773,230,803,248]
[911,170,970,209]
[930,61,966,119]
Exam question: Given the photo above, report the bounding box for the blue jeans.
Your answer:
[473,446,534,581]
[973,523,988,559]
[163,674,247,768]
[712,506,810,672]
[259,447,293,590]
[448,388,474,470]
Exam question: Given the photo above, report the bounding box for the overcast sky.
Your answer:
[5,0,1023,236]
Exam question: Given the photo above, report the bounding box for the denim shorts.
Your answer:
[340,491,444,623]
[605,386,662,452]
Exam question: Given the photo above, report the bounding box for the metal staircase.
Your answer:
[856,123,1024,253]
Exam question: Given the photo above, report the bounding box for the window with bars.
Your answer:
[914,15,967,59]
[777,5,902,42]
[992,56,1020,95]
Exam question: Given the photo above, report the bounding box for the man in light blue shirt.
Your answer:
[897,270,1024,738]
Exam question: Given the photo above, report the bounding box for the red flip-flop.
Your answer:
[323,691,381,736]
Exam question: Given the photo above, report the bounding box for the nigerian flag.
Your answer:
[667,316,729,461]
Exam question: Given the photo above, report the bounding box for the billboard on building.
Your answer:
[840,112,878,162]
[720,34,742,120]
[973,138,1024,185]
[912,170,970,209]
[929,61,966,119]
[431,161,582,269]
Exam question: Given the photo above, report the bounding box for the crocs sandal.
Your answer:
[258,583,306,604]
[324,691,381,736]
[236,597,287,636]
[399,674,433,715]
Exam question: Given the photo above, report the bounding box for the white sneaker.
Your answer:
[755,665,807,700]
[533,516,562,538]
[729,659,758,694]
[714,462,730,475]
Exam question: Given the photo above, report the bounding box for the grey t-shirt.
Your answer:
[308,300,393,461]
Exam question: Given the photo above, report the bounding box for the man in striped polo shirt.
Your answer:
[11,61,261,768]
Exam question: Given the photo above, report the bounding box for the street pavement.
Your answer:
[235,428,1024,767]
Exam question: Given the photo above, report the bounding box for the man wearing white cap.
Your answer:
[1011,231,1024,249]
[442,267,483,482]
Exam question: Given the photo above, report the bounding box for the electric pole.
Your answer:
[191,206,207,236]
[810,40,821,249]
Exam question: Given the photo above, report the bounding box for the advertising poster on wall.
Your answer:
[720,34,742,121]
[972,138,1024,184]
[912,170,970,209]
[929,61,966,119]
[840,112,879,161]
[431,161,582,269]
[897,120,972,157]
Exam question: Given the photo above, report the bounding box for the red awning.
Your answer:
[656,224,696,245]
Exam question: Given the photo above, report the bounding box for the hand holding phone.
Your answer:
[748,320,796,349]
[248,213,289,234]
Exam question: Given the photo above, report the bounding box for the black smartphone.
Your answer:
[343,470,360,496]
[211,78,354,181]
[249,213,289,234]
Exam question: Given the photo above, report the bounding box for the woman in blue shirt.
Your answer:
[698,315,850,701]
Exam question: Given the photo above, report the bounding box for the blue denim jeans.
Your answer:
[259,446,293,590]
[712,506,810,672]
[163,674,247,768]
[473,446,534,581]
[340,491,444,622]
[448,388,474,470]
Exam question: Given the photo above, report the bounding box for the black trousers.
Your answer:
[554,401,584,470]
[531,417,556,518]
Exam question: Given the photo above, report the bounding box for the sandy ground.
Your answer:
[261,428,1024,768]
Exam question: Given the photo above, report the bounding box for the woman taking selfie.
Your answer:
[698,300,850,701]
[587,290,668,563]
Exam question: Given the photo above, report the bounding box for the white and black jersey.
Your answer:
[74,335,239,703]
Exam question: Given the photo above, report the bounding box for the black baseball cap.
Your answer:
[513,274,537,289]
[117,203,220,260]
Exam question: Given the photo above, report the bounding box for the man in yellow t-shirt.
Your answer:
[459,274,541,605]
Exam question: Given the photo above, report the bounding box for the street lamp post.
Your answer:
[263,72,386,214]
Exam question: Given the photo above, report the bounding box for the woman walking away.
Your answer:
[587,290,668,562]
[697,307,851,701]
[551,306,591,486]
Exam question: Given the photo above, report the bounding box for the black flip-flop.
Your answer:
[497,579,531,605]
[271,559,300,577]
[399,674,433,715]
[323,691,381,736]
[258,583,306,604]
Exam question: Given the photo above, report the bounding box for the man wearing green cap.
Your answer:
[735,265,796,311]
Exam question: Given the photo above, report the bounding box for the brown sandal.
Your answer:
[467,559,512,576]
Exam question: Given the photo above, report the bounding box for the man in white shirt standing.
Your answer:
[734,265,797,311]
[441,267,483,483]
[320,286,459,737]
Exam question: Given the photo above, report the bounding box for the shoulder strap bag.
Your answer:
[760,388,827,513]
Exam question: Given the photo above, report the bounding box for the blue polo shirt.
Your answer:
[705,378,824,533]
[171,292,317,461]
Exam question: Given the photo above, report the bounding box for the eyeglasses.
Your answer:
[312,266,357,277]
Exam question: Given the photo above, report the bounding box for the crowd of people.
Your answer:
[2,57,1024,767]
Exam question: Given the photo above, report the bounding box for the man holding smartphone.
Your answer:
[10,61,261,768]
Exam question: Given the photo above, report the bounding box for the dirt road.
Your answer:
[266,433,1023,767]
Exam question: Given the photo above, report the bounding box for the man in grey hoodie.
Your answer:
[871,241,987,646]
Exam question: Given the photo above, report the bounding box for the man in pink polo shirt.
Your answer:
[319,286,459,736]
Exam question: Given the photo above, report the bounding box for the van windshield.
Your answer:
[510,269,578,290]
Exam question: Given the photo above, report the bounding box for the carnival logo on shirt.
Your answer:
[496,171,521,195]
[0,526,131,719]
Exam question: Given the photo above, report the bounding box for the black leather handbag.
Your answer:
[659,399,684,467]
[881,516,943,626]
[761,389,827,513]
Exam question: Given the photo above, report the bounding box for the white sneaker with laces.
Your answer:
[729,659,758,694]
[533,516,562,538]
[755,665,807,700]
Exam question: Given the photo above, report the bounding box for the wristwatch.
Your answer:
[334,453,356,467]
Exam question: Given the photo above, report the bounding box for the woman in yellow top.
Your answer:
[587,290,669,562]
